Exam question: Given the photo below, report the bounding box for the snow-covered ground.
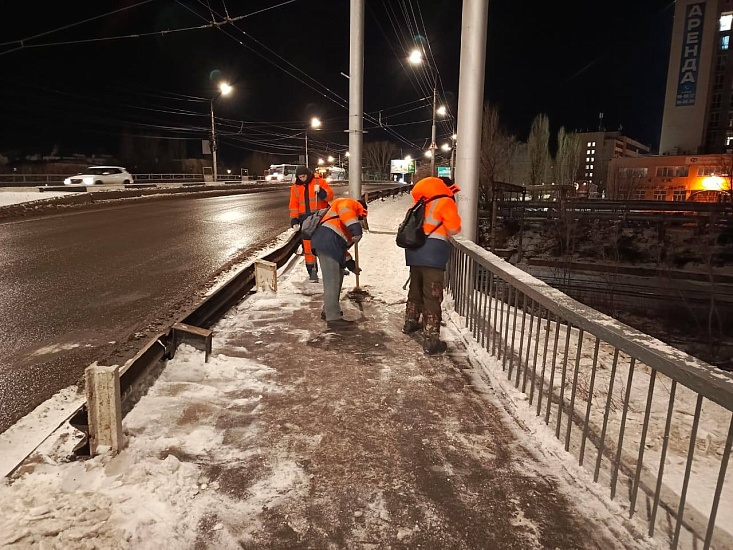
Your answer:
[0,191,728,548]
[0,188,73,207]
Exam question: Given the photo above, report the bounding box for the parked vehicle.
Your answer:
[64,166,133,186]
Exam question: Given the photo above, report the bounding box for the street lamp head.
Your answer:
[452,133,457,140]
[436,105,447,116]
[310,117,322,129]
[345,151,350,157]
[408,49,423,65]
[318,158,324,165]
[327,155,334,163]
[441,143,451,152]
[219,82,233,96]
[424,150,433,158]
[405,155,412,161]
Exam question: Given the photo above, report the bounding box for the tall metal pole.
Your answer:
[455,0,489,242]
[430,85,437,176]
[210,100,218,184]
[450,135,456,179]
[348,0,364,200]
[305,132,309,168]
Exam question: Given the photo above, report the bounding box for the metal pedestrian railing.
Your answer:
[446,235,733,550]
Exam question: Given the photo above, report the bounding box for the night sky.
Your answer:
[0,0,674,164]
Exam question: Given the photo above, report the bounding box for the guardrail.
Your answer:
[446,235,733,549]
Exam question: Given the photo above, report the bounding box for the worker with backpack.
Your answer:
[397,176,461,354]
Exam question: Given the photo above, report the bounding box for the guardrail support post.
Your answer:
[171,322,213,362]
[255,259,278,292]
[85,363,123,456]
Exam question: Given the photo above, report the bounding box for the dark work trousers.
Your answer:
[318,253,345,321]
[407,266,445,320]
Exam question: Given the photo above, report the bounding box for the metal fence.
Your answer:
[446,235,733,550]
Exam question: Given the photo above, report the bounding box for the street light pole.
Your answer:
[210,100,218,184]
[305,132,309,168]
[430,85,437,176]
[209,81,232,185]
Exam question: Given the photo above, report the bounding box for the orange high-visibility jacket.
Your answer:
[410,177,461,240]
[320,197,367,244]
[289,174,334,219]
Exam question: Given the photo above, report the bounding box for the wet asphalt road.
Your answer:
[0,188,296,433]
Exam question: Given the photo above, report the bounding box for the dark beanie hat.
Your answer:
[295,165,310,177]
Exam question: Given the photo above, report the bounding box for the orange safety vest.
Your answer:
[410,177,461,240]
[320,197,367,243]
[289,175,334,219]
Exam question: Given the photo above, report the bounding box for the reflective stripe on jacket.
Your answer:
[288,175,334,219]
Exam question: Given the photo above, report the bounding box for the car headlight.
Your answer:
[83,177,94,185]
[64,178,71,185]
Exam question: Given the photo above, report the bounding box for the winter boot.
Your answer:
[422,312,447,355]
[402,301,422,334]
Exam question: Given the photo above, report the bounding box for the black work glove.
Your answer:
[317,188,328,200]
[290,218,300,230]
[345,259,361,274]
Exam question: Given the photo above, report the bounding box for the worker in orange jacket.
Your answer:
[289,165,334,281]
[311,197,368,330]
[402,176,461,354]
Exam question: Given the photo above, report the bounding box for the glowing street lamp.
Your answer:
[327,155,335,163]
[408,49,447,176]
[305,117,322,168]
[210,81,233,184]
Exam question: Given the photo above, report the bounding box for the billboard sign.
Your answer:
[390,159,416,174]
[437,166,451,178]
[675,2,705,107]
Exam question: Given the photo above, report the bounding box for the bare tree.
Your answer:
[607,164,645,199]
[528,113,551,187]
[554,127,583,185]
[363,141,398,180]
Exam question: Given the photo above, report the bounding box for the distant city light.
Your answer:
[702,176,725,190]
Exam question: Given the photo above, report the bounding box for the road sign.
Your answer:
[437,166,451,177]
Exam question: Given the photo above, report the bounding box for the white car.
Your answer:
[64,166,134,186]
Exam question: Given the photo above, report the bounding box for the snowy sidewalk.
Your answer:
[0,196,656,549]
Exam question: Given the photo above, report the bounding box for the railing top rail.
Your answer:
[452,234,733,411]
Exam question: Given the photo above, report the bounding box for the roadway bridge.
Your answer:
[0,187,730,548]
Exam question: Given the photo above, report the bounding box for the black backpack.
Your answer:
[300,207,337,239]
[396,195,448,249]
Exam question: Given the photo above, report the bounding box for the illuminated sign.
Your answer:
[390,159,416,174]
[437,166,452,177]
[676,2,705,106]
